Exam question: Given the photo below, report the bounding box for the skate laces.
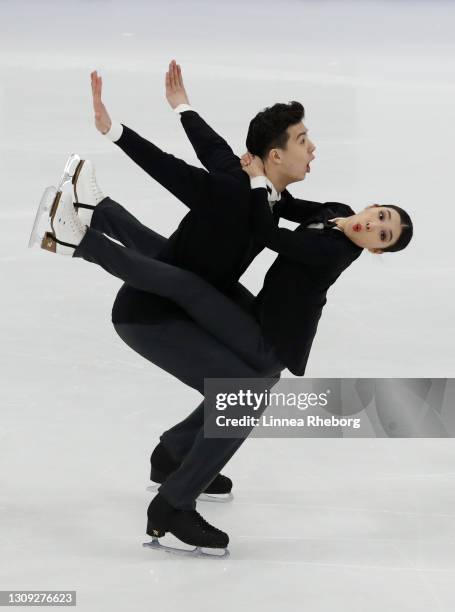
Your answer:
[67,198,83,232]
[91,174,104,203]
[85,162,104,203]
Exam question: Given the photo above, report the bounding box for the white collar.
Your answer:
[265,177,281,204]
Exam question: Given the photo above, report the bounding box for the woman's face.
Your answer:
[338,205,403,252]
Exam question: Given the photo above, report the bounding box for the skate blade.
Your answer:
[195,492,234,504]
[58,153,81,189]
[142,537,229,559]
[146,484,234,504]
[28,185,57,249]
[71,159,85,203]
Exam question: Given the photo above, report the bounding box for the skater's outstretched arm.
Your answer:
[165,60,242,175]
[90,70,211,212]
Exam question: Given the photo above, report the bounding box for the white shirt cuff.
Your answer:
[104,120,123,142]
[250,176,268,190]
[174,103,195,114]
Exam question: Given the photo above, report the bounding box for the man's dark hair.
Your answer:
[246,101,305,159]
[379,205,413,253]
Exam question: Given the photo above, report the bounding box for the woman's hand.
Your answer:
[165,59,190,109]
[90,70,112,135]
[240,152,265,178]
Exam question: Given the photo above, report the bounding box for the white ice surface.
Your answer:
[1,1,455,611]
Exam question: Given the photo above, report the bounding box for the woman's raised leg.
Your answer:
[87,197,168,257]
[73,226,280,372]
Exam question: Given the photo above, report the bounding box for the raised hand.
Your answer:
[165,59,190,109]
[90,70,112,135]
[240,152,265,178]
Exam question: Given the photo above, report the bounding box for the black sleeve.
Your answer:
[179,110,242,175]
[275,189,325,223]
[250,187,346,266]
[113,124,210,211]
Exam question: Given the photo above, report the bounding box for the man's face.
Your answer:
[269,121,316,183]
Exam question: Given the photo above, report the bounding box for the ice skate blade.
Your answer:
[196,492,234,504]
[146,484,233,504]
[142,537,229,559]
[71,159,85,202]
[28,185,57,249]
[59,153,81,188]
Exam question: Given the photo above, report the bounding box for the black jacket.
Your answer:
[250,190,363,375]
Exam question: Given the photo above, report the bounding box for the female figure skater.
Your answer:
[29,60,413,556]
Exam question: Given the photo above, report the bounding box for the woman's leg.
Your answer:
[73,226,279,372]
[89,197,168,257]
[114,314,282,510]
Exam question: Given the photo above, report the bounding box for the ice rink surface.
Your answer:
[1,0,455,610]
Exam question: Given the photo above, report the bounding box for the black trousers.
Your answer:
[73,197,283,510]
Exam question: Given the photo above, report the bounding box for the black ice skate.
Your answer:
[146,442,234,503]
[143,493,230,558]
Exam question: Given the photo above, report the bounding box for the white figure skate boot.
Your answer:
[29,178,87,256]
[71,159,106,226]
[29,153,84,251]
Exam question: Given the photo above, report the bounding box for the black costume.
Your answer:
[73,109,362,510]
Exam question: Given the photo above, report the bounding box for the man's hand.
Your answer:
[90,70,112,135]
[165,59,190,109]
[240,152,265,178]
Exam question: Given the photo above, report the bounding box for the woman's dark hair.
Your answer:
[246,101,305,159]
[378,204,413,253]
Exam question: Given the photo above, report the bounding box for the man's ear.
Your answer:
[269,148,281,164]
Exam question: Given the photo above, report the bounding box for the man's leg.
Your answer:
[158,399,205,462]
[157,272,257,456]
[94,220,257,460]
[114,315,282,510]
